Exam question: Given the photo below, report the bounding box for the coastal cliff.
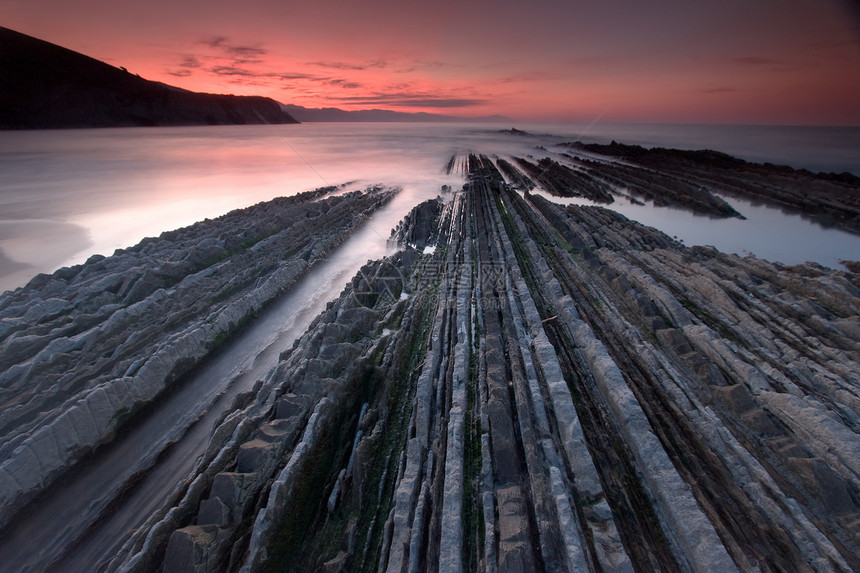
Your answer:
[0,27,298,129]
[0,144,858,572]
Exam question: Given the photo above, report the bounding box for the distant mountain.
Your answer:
[0,26,298,129]
[281,104,509,123]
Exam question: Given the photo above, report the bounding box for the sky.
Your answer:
[3,0,860,124]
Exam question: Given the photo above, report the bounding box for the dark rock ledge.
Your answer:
[105,155,859,572]
[563,141,860,232]
[0,186,396,527]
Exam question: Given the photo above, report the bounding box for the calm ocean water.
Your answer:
[524,123,860,175]
[1,122,859,293]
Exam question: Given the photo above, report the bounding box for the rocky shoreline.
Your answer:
[0,186,395,531]
[563,141,860,232]
[1,143,859,572]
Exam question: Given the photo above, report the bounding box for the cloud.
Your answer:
[179,55,202,69]
[330,93,488,108]
[279,72,322,81]
[165,54,203,77]
[208,66,320,82]
[161,39,483,110]
[210,65,257,77]
[394,59,448,73]
[200,36,268,64]
[165,36,276,80]
[201,36,228,49]
[392,98,486,108]
[329,78,363,89]
[310,59,388,71]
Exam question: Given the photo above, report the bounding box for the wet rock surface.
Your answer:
[512,156,615,204]
[105,154,859,572]
[2,141,860,573]
[565,140,860,230]
[0,185,396,532]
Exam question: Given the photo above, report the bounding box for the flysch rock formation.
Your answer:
[104,154,859,572]
[563,141,860,232]
[0,185,396,538]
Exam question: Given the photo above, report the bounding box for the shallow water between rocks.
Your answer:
[1,122,859,293]
[0,122,859,570]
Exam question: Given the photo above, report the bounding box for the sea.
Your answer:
[1,122,859,294]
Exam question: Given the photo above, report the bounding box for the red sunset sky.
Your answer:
[2,0,860,124]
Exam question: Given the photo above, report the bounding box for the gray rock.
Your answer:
[162,525,221,573]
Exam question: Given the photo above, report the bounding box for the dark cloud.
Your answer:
[208,66,319,82]
[311,59,388,70]
[210,65,256,77]
[331,93,487,108]
[329,78,363,89]
[179,55,202,69]
[279,72,321,81]
[165,55,203,77]
[393,59,448,73]
[394,98,486,108]
[201,36,228,49]
[227,45,267,59]
[200,36,267,64]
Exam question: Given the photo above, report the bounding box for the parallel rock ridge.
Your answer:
[0,185,396,530]
[1,139,859,573]
[104,155,859,572]
[563,140,860,232]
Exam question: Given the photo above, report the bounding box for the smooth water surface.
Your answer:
[1,122,859,292]
[520,122,860,175]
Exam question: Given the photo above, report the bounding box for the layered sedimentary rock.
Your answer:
[106,155,859,572]
[564,141,860,231]
[511,156,615,204]
[0,186,396,530]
